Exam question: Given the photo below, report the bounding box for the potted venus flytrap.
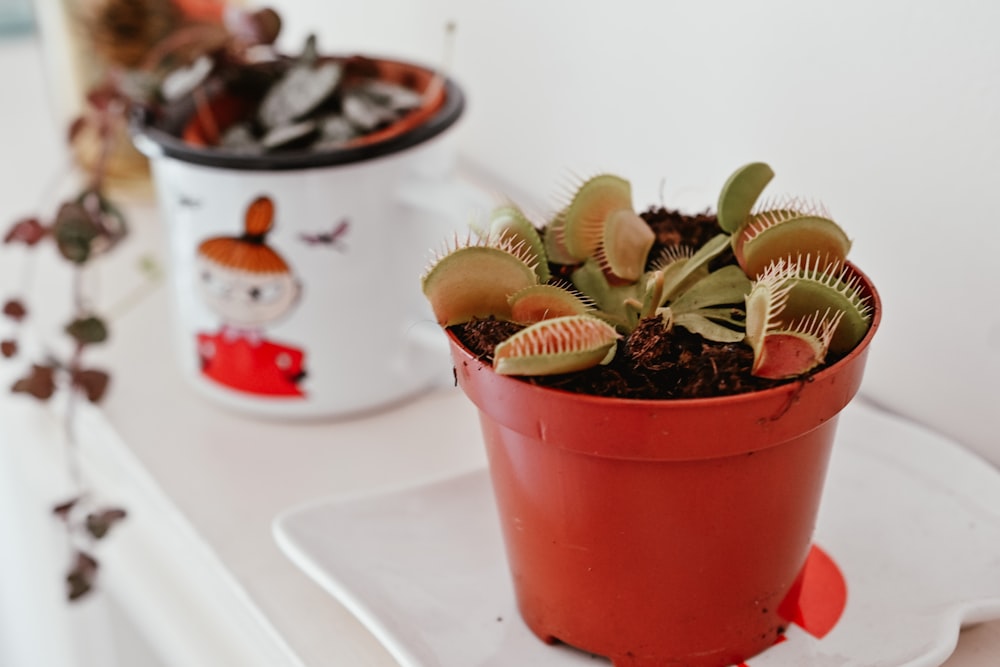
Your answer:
[421,162,880,667]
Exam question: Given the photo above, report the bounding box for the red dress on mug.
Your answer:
[197,327,306,397]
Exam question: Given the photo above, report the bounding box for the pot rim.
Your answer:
[450,261,882,410]
[130,54,465,171]
[449,262,881,459]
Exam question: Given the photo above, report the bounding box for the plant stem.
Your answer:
[62,343,84,493]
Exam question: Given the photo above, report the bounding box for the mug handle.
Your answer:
[394,178,494,387]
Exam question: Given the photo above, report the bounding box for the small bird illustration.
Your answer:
[300,219,350,250]
[177,194,202,209]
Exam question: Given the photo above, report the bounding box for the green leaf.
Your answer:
[65,316,109,345]
[570,259,643,331]
[669,265,751,313]
[488,205,550,282]
[717,162,774,233]
[53,202,99,264]
[85,508,127,540]
[673,312,745,343]
[659,233,731,305]
[691,306,745,327]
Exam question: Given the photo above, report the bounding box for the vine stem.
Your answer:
[62,353,83,493]
[63,266,86,493]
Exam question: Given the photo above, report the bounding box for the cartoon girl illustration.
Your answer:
[195,196,307,397]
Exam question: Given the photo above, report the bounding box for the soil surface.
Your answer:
[452,207,825,400]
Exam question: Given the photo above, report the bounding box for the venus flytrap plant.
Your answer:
[421,162,873,384]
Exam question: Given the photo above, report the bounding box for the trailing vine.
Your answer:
[3,142,132,601]
[1,0,280,602]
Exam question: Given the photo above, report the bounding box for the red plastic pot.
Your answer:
[449,265,881,666]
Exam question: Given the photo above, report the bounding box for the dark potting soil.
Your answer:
[452,207,814,400]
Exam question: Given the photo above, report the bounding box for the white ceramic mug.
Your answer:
[133,60,469,419]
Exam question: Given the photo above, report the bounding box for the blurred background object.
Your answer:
[32,0,236,184]
[0,0,33,35]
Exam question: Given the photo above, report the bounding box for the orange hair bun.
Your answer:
[244,196,275,237]
[197,195,289,273]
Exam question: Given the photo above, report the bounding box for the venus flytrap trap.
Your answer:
[421,232,539,326]
[733,200,852,279]
[486,205,550,283]
[719,163,852,279]
[493,315,620,376]
[422,161,873,388]
[507,284,593,325]
[744,260,845,379]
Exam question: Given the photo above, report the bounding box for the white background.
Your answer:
[270,0,1000,464]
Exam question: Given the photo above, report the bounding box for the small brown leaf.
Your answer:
[2,299,26,321]
[66,551,99,601]
[85,84,117,111]
[3,218,47,245]
[67,115,88,144]
[250,8,282,45]
[12,364,57,400]
[73,368,110,403]
[52,496,81,520]
[86,508,127,539]
[1,339,16,358]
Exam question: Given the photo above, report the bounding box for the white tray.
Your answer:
[273,399,1000,667]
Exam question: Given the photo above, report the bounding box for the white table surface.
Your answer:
[2,34,999,667]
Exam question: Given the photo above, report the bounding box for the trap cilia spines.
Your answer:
[421,163,873,381]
